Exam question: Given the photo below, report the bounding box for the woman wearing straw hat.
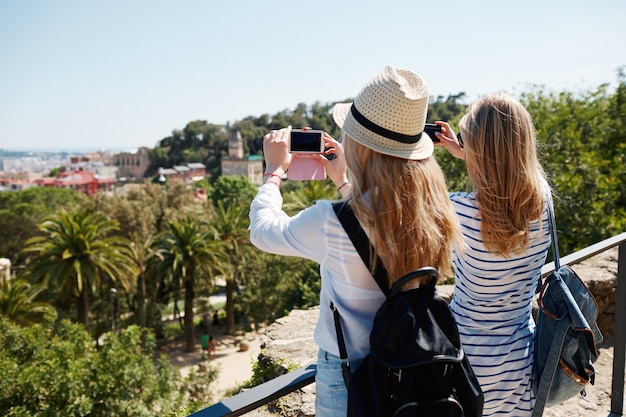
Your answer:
[249,65,463,416]
[434,93,552,416]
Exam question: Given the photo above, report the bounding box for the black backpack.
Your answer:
[332,202,484,417]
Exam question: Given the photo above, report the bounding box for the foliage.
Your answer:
[151,218,223,351]
[239,251,321,327]
[521,69,626,253]
[0,274,56,325]
[282,178,340,213]
[428,94,471,192]
[0,74,624,417]
[21,210,137,326]
[240,355,300,389]
[428,92,469,123]
[210,175,257,210]
[0,319,184,416]
[183,361,220,411]
[0,187,85,263]
[0,72,624,359]
[212,199,251,334]
[147,102,341,180]
[146,121,230,177]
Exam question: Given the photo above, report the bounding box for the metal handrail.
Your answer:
[189,363,317,417]
[191,232,626,417]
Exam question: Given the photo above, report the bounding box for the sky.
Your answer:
[1,0,625,152]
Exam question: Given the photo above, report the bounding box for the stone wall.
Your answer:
[247,247,619,416]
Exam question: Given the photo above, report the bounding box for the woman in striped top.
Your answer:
[435,93,552,416]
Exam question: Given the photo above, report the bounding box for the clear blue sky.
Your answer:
[1,0,624,151]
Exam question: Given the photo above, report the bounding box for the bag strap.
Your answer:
[533,195,560,417]
[329,201,390,388]
[533,195,587,417]
[332,202,390,296]
[546,195,561,270]
[330,300,352,389]
[535,195,559,297]
[531,316,571,417]
[329,201,438,387]
[391,267,438,295]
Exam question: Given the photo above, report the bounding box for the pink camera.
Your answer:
[287,129,326,180]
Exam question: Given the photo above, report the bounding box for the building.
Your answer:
[156,163,207,184]
[69,157,117,179]
[220,130,264,184]
[114,147,150,180]
[35,168,115,195]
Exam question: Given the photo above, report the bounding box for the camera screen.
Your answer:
[290,131,322,152]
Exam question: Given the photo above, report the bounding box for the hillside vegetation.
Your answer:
[0,70,624,415]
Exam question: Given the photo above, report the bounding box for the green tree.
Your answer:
[209,175,257,209]
[0,274,56,326]
[213,201,251,334]
[22,210,136,327]
[428,94,471,193]
[522,75,626,253]
[152,218,222,352]
[209,175,258,333]
[240,251,321,327]
[128,233,155,328]
[0,187,85,263]
[0,318,186,416]
[282,179,340,214]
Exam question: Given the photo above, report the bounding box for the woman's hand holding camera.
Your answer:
[263,126,349,194]
[434,121,465,160]
[263,126,293,177]
[317,134,349,193]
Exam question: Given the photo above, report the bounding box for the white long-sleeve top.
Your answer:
[249,183,386,359]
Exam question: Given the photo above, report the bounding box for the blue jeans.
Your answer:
[315,349,364,417]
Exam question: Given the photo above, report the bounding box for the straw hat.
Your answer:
[332,65,433,160]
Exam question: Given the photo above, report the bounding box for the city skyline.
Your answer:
[1,0,625,152]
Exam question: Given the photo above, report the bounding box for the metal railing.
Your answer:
[191,232,626,417]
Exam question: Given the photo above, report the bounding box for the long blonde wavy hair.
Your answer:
[342,134,463,285]
[460,93,546,255]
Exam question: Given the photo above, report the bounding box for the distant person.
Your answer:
[201,333,209,356]
[212,310,219,333]
[249,65,463,417]
[207,335,217,359]
[435,93,552,416]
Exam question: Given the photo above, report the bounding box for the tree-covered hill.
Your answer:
[0,70,624,415]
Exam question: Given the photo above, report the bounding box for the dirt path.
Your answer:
[158,329,264,399]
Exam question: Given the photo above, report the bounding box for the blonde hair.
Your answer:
[459,93,546,255]
[342,134,463,284]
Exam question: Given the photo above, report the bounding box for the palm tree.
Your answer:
[152,218,222,352]
[0,274,56,325]
[22,210,136,327]
[283,180,339,213]
[213,200,251,334]
[128,233,155,328]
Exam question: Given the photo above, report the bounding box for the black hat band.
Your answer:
[350,104,422,144]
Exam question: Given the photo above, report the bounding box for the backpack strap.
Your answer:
[536,193,558,296]
[532,195,571,417]
[391,267,438,295]
[331,300,352,389]
[331,201,389,296]
[330,201,391,388]
[532,312,572,417]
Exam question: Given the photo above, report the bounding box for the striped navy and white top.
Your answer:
[448,191,552,417]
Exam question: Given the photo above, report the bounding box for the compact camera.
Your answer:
[424,123,442,142]
[287,129,326,180]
